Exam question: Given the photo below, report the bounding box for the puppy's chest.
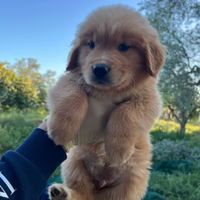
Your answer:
[72,96,117,145]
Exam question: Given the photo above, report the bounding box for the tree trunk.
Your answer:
[179,122,186,139]
[23,108,29,115]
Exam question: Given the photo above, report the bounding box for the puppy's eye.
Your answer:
[118,43,130,52]
[88,41,95,49]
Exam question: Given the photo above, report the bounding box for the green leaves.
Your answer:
[0,58,56,111]
[139,0,200,136]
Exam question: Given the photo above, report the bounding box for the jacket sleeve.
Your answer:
[0,128,67,200]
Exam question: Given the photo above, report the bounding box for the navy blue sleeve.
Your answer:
[0,128,67,200]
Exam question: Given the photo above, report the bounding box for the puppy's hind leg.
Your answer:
[49,181,93,200]
[55,147,95,200]
[49,183,71,200]
[94,168,150,200]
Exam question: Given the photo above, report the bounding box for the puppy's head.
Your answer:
[67,5,166,90]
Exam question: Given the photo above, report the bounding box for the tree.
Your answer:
[9,58,57,107]
[0,62,16,109]
[43,70,57,89]
[0,62,38,111]
[139,0,200,138]
[1,59,57,111]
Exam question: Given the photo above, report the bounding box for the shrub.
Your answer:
[149,167,200,200]
[152,139,200,162]
[150,130,178,144]
[0,111,41,157]
[191,146,200,161]
[0,110,60,179]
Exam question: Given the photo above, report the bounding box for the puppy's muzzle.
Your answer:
[93,64,110,79]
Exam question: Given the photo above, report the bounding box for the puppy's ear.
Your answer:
[145,42,166,77]
[66,40,80,71]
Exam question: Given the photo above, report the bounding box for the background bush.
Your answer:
[152,139,200,162]
[0,111,199,199]
[0,109,45,157]
[149,164,200,200]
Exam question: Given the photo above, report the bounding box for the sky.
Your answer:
[0,0,142,77]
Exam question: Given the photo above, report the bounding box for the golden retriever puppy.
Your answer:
[47,5,166,200]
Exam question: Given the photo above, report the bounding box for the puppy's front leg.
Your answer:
[47,75,88,145]
[105,99,154,166]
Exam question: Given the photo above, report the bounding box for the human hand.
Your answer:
[38,121,48,132]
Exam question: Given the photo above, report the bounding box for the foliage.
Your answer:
[0,112,40,157]
[152,139,200,162]
[0,59,56,111]
[0,62,38,111]
[0,109,199,195]
[151,120,200,143]
[48,166,62,183]
[9,58,56,90]
[152,120,200,135]
[0,109,57,178]
[149,165,200,200]
[139,0,200,138]
[150,119,200,199]
[0,62,17,107]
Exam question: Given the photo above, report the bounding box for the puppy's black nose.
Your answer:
[93,64,109,79]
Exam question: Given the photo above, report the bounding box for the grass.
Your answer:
[0,108,62,179]
[0,110,200,199]
[0,108,47,157]
[150,120,200,144]
[149,163,200,200]
[149,119,200,199]
[151,120,200,135]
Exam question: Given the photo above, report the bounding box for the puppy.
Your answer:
[47,5,166,200]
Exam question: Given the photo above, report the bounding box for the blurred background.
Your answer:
[0,0,200,200]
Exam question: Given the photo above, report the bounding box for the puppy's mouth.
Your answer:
[90,64,112,86]
[91,77,112,85]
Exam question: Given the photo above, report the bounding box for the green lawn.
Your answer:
[0,109,46,157]
[0,110,199,199]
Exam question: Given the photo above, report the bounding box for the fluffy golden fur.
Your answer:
[47,5,166,200]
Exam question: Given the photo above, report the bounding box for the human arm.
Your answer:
[0,124,66,200]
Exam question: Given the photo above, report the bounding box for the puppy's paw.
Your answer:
[47,116,77,146]
[106,146,134,167]
[48,128,69,146]
[48,183,71,200]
